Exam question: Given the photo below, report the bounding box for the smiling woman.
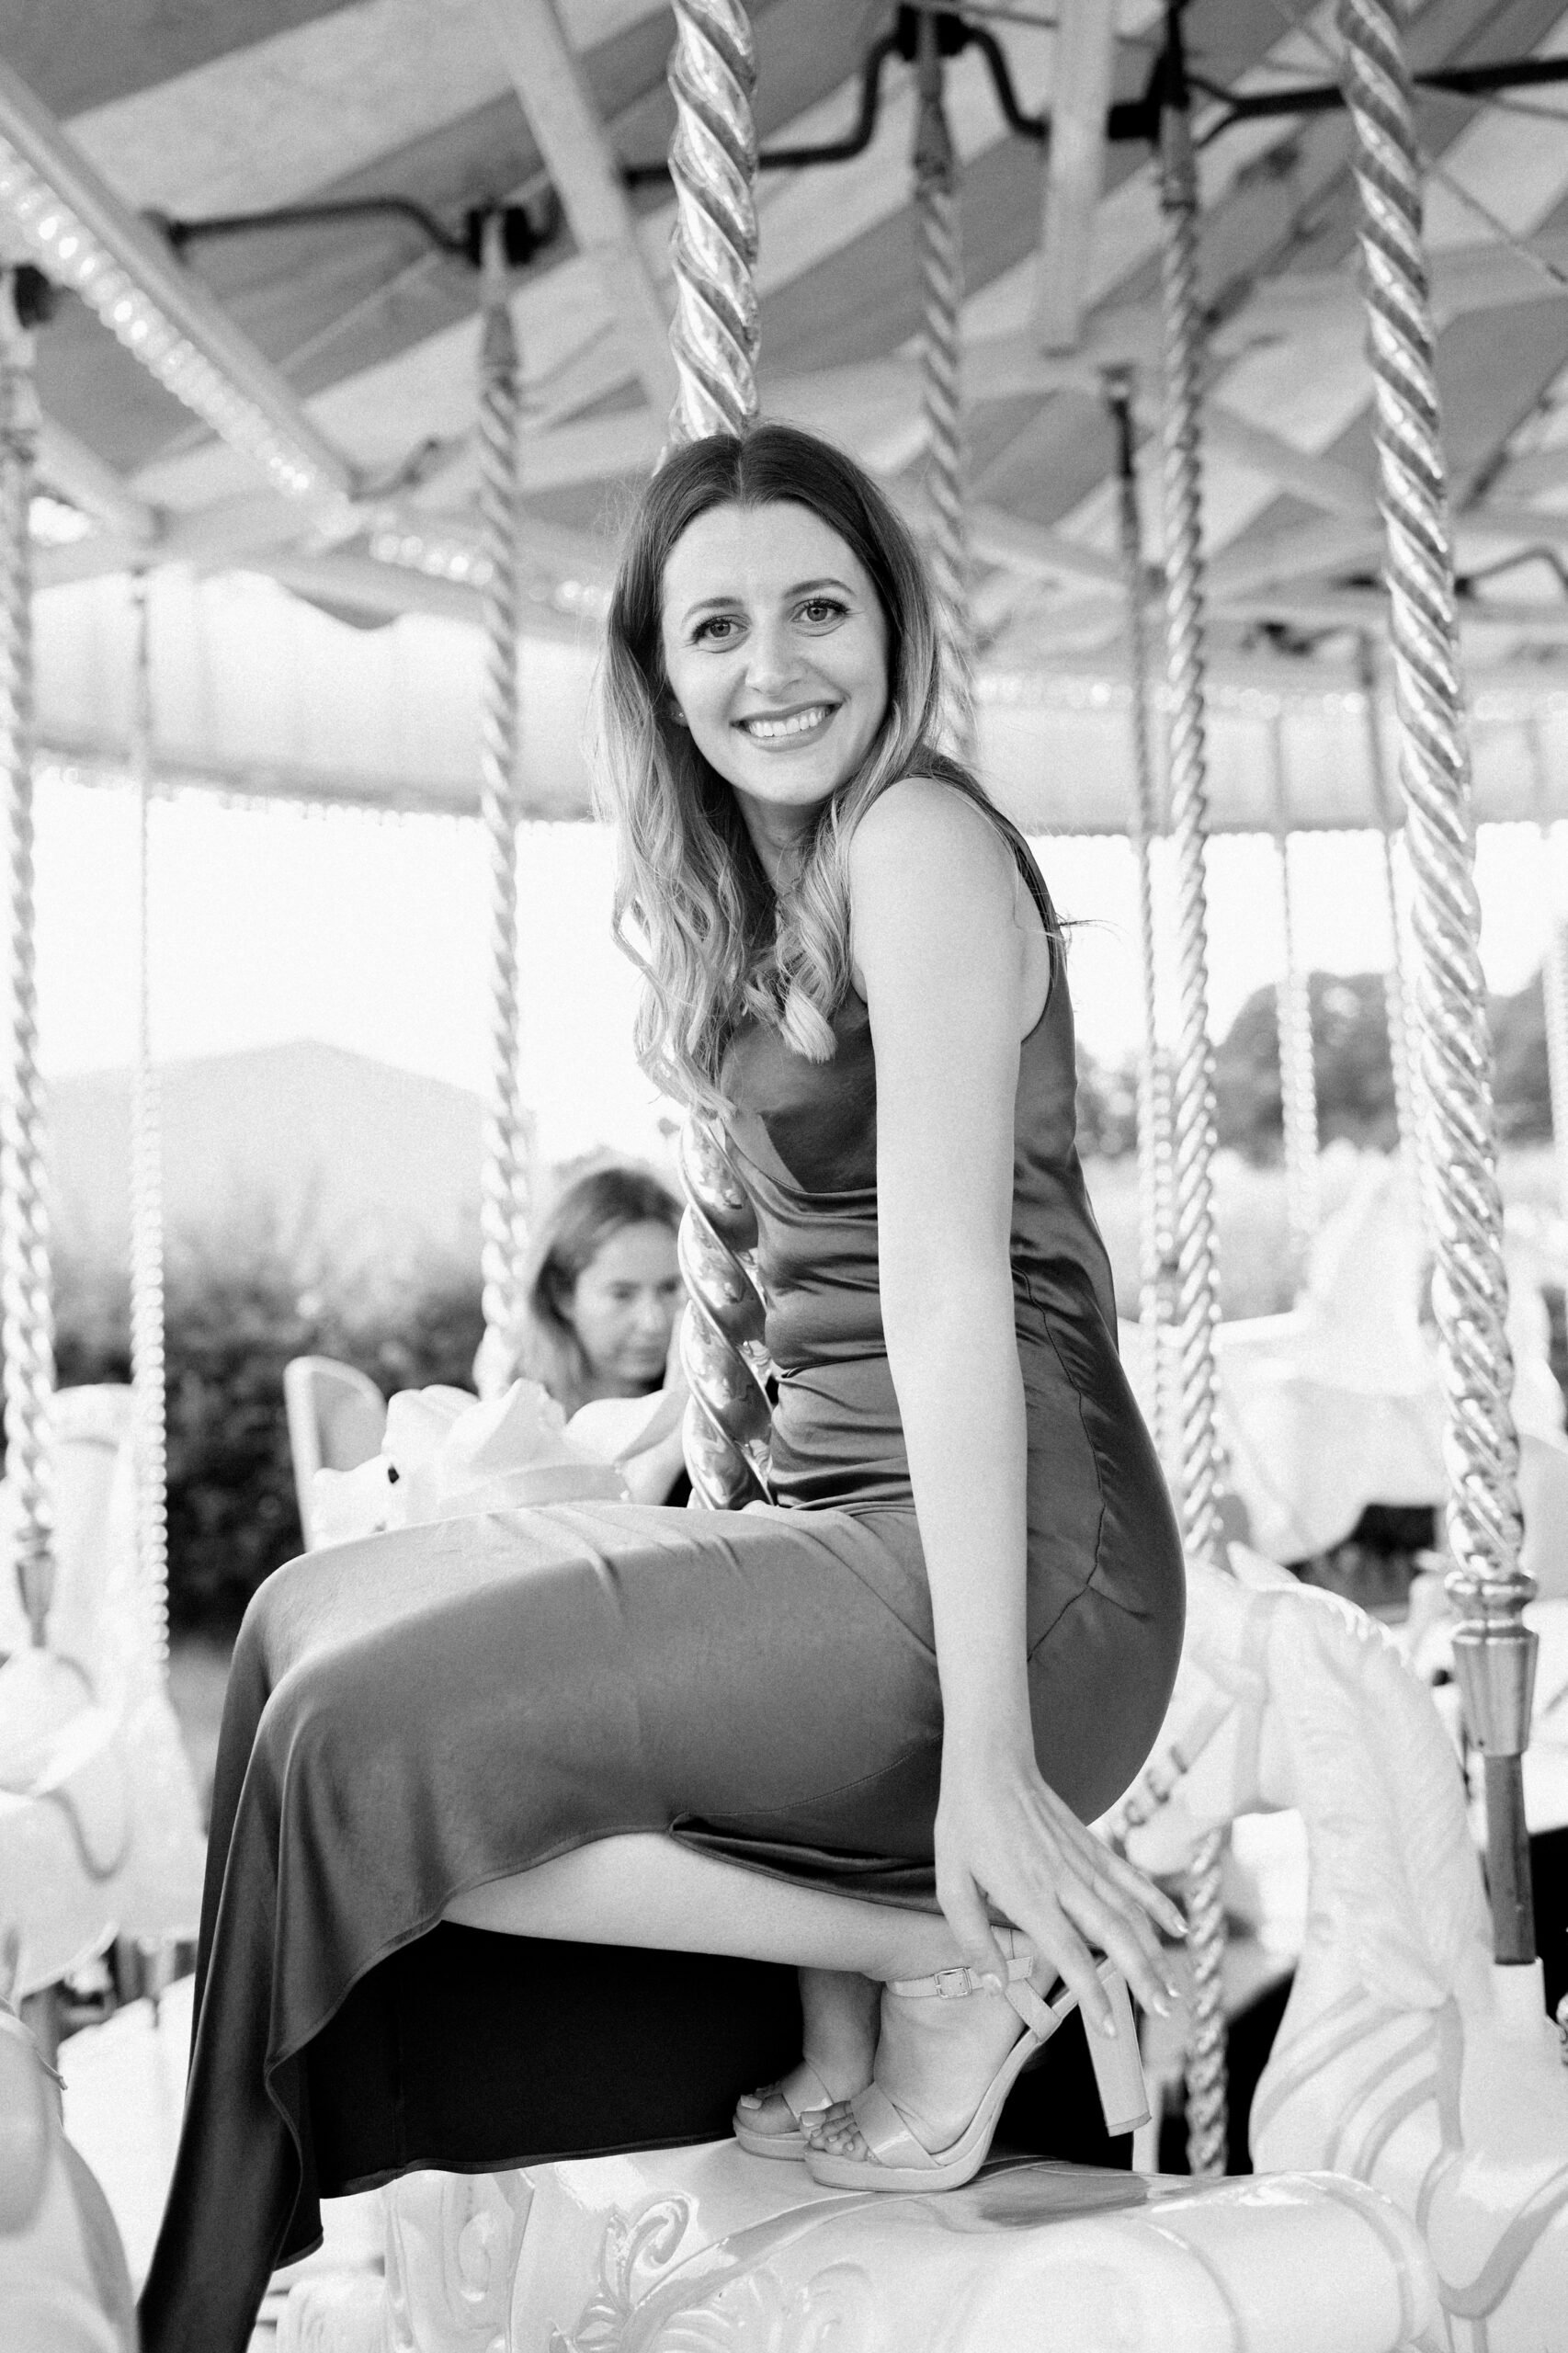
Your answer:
[141,425,1185,2353]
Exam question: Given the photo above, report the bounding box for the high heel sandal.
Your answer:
[801,1949,1149,2194]
[732,2058,843,2160]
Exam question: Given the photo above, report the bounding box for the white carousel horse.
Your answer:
[0,1385,205,2003]
[278,2128,1442,2353]
[1129,1154,1564,1567]
[1111,1549,1568,2353]
[0,1947,136,2353]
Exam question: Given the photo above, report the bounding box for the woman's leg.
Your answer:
[444,1833,964,1977]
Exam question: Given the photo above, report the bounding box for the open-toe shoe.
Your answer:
[801,1951,1149,2194]
[733,2058,844,2160]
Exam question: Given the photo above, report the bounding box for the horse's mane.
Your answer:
[1264,1586,1489,2008]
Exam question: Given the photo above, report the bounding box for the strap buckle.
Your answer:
[932,1965,973,2001]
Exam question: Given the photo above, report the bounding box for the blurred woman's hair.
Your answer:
[513,1162,681,1415]
[594,420,1039,1113]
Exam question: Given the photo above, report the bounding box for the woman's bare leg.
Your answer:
[444,1833,964,1978]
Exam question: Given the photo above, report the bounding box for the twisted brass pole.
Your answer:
[1338,0,1535,1965]
[474,212,529,1398]
[912,14,976,763]
[665,1,771,1507]
[1106,372,1175,1461]
[128,574,169,1663]
[1157,28,1229,2177]
[1358,636,1426,1223]
[667,0,760,444]
[1269,722,1318,1291]
[0,273,52,1645]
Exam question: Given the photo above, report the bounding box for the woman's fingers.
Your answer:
[1085,1837,1187,1942]
[1010,1894,1110,2034]
[1080,1860,1176,1983]
[937,1865,1009,1988]
[1050,1866,1176,2018]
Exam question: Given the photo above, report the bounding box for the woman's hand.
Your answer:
[935,1727,1185,2034]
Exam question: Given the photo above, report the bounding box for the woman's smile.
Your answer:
[736,700,839,747]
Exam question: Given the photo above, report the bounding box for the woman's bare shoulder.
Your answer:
[848,776,1015,900]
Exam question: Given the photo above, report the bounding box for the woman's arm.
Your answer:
[849,781,1181,2026]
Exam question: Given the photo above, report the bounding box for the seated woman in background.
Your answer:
[509,1160,691,1505]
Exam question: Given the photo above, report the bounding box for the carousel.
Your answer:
[3,1,1568,2347]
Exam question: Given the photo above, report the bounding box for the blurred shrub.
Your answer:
[40,1211,483,1634]
[1213,966,1552,1163]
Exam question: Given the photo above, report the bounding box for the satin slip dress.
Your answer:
[140,823,1185,2353]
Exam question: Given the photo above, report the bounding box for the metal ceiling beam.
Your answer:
[480,0,678,420]
[1035,0,1118,354]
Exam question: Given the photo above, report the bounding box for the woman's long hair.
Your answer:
[594,421,1025,1113]
[512,1162,681,1416]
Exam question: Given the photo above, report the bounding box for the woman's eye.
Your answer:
[693,614,739,643]
[798,597,846,626]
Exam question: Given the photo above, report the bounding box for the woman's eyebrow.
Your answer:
[678,574,857,626]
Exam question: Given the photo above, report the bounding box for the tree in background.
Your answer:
[50,1211,483,1632]
[1075,1044,1140,1161]
[1210,967,1551,1161]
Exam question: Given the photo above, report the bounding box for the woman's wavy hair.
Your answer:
[594,421,1028,1112]
[511,1161,681,1416]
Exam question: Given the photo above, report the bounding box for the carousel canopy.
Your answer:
[13,0,1568,827]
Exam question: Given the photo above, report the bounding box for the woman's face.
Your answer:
[659,500,891,869]
[563,1220,684,1395]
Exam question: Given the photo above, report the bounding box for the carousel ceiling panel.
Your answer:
[0,1,357,121]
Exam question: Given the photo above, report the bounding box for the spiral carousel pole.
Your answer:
[0,271,53,1645]
[1358,635,1426,1223]
[128,575,168,1663]
[1156,12,1230,2177]
[664,0,772,1509]
[1106,372,1175,1461]
[666,0,760,446]
[1338,0,1535,1965]
[1270,722,1319,1290]
[912,12,976,763]
[473,210,529,1399]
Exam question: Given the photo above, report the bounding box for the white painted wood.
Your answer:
[480,0,678,419]
[1035,0,1118,354]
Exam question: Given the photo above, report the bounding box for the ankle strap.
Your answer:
[887,1949,1037,2001]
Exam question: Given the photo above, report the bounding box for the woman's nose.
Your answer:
[744,619,800,693]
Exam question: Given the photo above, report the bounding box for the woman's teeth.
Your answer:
[742,706,831,741]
